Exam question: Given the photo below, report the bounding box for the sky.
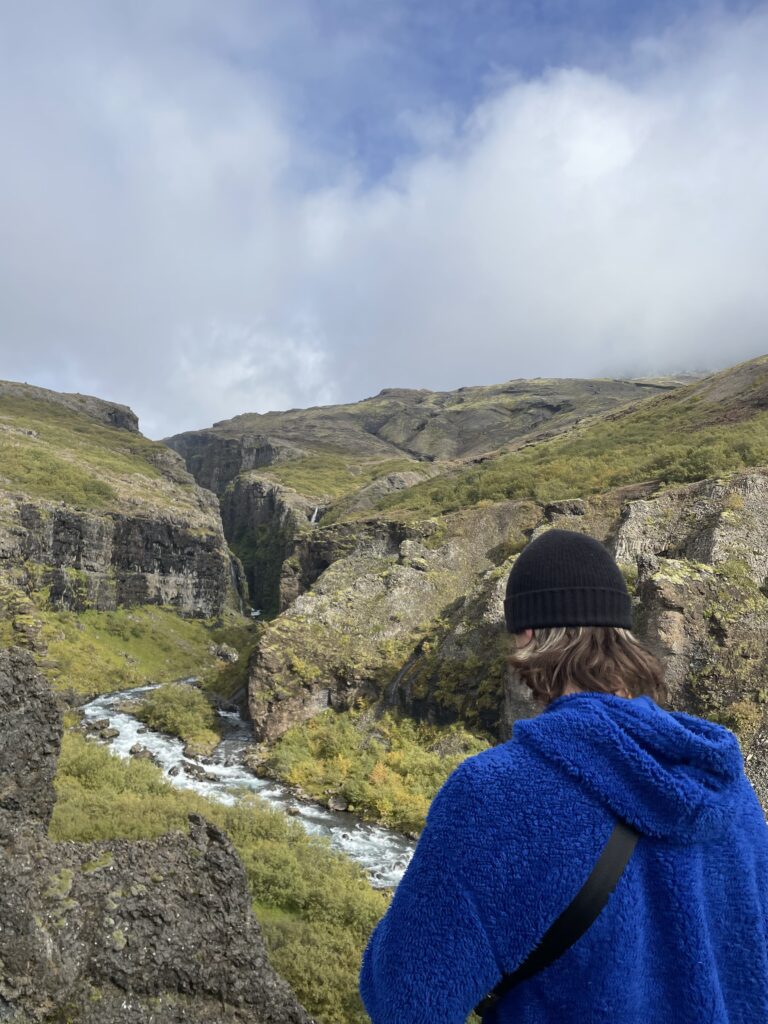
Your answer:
[1,0,767,438]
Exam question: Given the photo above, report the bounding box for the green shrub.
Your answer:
[134,682,221,755]
[5,600,259,698]
[50,732,388,1024]
[265,706,489,834]
[36,605,228,696]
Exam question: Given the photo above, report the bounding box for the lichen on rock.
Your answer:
[0,646,314,1024]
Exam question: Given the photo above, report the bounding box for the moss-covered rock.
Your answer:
[634,554,768,804]
[247,500,541,743]
[0,387,247,618]
[0,645,313,1024]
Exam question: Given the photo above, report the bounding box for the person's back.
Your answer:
[359,528,768,1023]
[466,690,768,1022]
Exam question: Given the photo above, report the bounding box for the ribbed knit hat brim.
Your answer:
[503,585,632,632]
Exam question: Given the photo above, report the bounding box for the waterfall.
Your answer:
[229,559,244,615]
[310,506,319,524]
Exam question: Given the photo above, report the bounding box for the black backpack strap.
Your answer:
[474,818,640,1020]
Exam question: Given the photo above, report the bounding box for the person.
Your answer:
[358,528,768,1023]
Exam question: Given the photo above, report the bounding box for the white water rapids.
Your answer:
[80,682,415,890]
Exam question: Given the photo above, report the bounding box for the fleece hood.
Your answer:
[512,691,746,842]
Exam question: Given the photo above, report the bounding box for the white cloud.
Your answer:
[0,3,767,437]
[169,318,335,438]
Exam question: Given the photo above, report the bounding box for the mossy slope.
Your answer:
[52,731,388,1024]
[375,355,768,516]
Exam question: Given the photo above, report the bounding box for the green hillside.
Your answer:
[165,376,690,505]
[372,356,768,518]
[0,391,204,519]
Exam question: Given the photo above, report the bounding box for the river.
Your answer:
[80,682,415,890]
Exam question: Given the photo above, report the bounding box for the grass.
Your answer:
[0,393,201,515]
[35,605,219,696]
[133,682,222,756]
[263,704,490,834]
[50,731,390,1024]
[373,379,768,517]
[254,455,419,503]
[0,595,261,698]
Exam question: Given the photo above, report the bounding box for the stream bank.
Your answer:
[80,681,415,890]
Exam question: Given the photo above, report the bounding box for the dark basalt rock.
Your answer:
[0,646,62,843]
[0,647,315,1024]
[3,499,242,617]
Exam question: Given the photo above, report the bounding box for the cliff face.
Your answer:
[219,474,315,614]
[164,377,685,621]
[247,501,539,743]
[244,467,768,816]
[0,647,313,1024]
[0,386,246,618]
[166,431,304,495]
[2,496,237,616]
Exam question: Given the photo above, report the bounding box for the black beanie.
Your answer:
[503,528,632,632]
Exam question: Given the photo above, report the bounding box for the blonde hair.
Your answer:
[507,625,668,708]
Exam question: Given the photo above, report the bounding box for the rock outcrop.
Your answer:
[0,379,139,432]
[613,469,768,585]
[383,555,540,737]
[612,469,768,809]
[0,384,248,618]
[247,500,540,743]
[0,646,314,1024]
[165,431,305,495]
[0,494,241,617]
[378,484,656,739]
[321,469,439,521]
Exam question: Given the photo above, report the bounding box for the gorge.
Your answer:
[1,355,768,1022]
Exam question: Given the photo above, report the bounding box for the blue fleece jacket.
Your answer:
[359,691,768,1023]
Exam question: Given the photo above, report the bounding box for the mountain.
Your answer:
[163,373,698,614]
[164,374,693,489]
[164,355,768,821]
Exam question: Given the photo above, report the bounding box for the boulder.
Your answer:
[0,646,314,1023]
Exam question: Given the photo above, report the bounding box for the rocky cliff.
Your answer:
[244,462,768,820]
[247,500,540,743]
[219,473,316,615]
[0,646,314,1024]
[165,376,687,617]
[0,386,246,619]
[390,468,768,802]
